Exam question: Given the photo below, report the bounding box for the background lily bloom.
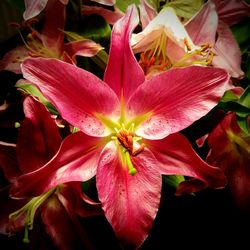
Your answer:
[0,0,103,74]
[15,5,231,248]
[206,112,250,213]
[0,96,101,248]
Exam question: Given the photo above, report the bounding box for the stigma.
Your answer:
[112,123,145,175]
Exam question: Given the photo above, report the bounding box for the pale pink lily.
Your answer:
[206,112,250,213]
[131,1,244,78]
[16,5,229,248]
[0,0,103,74]
[23,0,69,20]
[185,0,244,78]
[0,96,101,248]
[90,0,116,6]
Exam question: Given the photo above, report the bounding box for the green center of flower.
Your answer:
[9,186,59,243]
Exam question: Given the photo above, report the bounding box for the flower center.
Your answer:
[139,32,172,75]
[8,186,59,243]
[112,123,145,175]
[139,30,214,76]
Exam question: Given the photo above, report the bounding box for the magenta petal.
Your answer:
[186,1,218,45]
[145,133,227,189]
[17,96,61,173]
[58,183,102,217]
[104,5,145,103]
[41,0,65,55]
[11,132,103,198]
[213,21,244,79]
[96,142,161,248]
[128,66,229,139]
[23,0,48,20]
[21,58,120,136]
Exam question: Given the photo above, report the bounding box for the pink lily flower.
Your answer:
[131,1,244,79]
[185,0,244,79]
[16,5,230,248]
[206,112,250,212]
[0,0,103,74]
[0,96,101,248]
[23,0,69,20]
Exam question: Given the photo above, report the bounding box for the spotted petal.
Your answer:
[128,66,229,139]
[21,58,120,137]
[96,141,161,248]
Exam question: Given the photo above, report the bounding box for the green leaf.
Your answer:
[220,89,239,103]
[231,17,250,53]
[162,175,185,189]
[218,101,250,117]
[16,84,58,115]
[237,115,250,135]
[164,0,204,19]
[78,15,111,44]
[5,0,25,12]
[238,85,250,108]
[115,0,140,13]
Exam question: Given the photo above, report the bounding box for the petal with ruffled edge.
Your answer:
[128,66,229,139]
[23,0,48,20]
[21,58,120,137]
[96,141,161,248]
[11,132,104,198]
[144,133,227,189]
[17,96,62,174]
[104,5,145,103]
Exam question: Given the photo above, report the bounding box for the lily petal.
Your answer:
[131,7,198,53]
[128,66,229,139]
[90,0,115,6]
[96,142,161,248]
[82,5,124,25]
[11,132,103,198]
[21,58,120,137]
[42,194,94,250]
[104,5,145,103]
[145,133,227,188]
[64,39,104,63]
[23,0,48,20]
[215,0,250,26]
[212,21,244,79]
[17,96,61,174]
[185,0,218,45]
[41,0,66,56]
[138,0,157,29]
[0,45,29,74]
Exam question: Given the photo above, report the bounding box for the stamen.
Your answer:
[9,187,56,244]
